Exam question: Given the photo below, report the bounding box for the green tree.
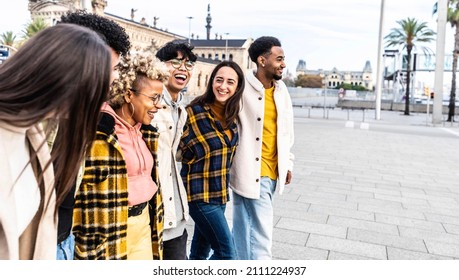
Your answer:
[434,1,459,121]
[385,18,435,115]
[334,83,367,91]
[22,17,48,40]
[0,31,17,48]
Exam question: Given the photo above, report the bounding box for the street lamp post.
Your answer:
[375,0,385,120]
[433,0,447,124]
[187,16,193,44]
[224,32,229,60]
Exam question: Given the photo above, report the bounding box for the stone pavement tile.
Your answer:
[272,241,328,260]
[273,228,309,246]
[352,185,401,197]
[420,188,456,196]
[297,196,358,210]
[358,203,424,220]
[275,192,301,202]
[374,193,430,207]
[347,196,403,209]
[317,186,374,198]
[387,247,453,260]
[443,223,459,235]
[328,251,377,260]
[347,228,427,253]
[425,240,459,258]
[309,204,374,221]
[375,213,445,233]
[398,226,459,246]
[399,187,427,196]
[317,181,353,190]
[285,183,317,193]
[424,212,459,226]
[306,234,387,260]
[273,215,281,227]
[274,207,329,224]
[273,199,311,212]
[404,204,459,217]
[276,217,347,238]
[401,191,458,204]
[399,181,451,191]
[427,200,459,211]
[327,216,399,235]
[290,189,347,201]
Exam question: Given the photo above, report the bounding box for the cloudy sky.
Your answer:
[0,0,453,83]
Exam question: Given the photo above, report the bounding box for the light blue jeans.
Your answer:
[56,233,75,260]
[232,177,276,260]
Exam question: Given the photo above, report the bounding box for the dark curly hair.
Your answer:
[59,10,131,56]
[156,40,197,62]
[248,36,282,64]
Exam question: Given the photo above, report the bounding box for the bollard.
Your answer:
[347,109,350,121]
[362,109,366,122]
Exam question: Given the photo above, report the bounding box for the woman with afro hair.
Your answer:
[72,52,169,260]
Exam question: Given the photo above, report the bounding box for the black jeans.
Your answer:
[163,229,188,260]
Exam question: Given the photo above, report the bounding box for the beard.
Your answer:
[273,74,283,80]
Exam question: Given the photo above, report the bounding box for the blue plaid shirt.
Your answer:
[179,104,238,204]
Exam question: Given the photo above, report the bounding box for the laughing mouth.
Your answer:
[175,74,187,82]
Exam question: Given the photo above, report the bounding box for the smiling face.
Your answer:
[261,46,286,81]
[165,51,193,99]
[127,78,163,125]
[212,66,239,105]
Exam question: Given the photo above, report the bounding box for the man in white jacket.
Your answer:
[153,41,197,259]
[230,36,295,260]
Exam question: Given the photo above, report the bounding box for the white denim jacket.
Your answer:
[151,89,189,234]
[230,69,295,199]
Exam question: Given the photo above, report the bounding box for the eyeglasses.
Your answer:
[168,58,195,71]
[131,89,162,105]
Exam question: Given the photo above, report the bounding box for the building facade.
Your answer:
[27,1,254,96]
[296,60,373,90]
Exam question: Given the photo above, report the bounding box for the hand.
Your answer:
[285,170,292,185]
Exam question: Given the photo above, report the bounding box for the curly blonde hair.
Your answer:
[109,51,170,109]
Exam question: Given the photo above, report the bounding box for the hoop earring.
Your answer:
[121,103,135,120]
[129,103,135,119]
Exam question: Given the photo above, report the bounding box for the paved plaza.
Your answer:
[187,107,459,260]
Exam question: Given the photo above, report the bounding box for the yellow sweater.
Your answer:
[261,86,278,180]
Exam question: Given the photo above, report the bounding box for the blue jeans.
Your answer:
[56,233,75,260]
[188,202,237,260]
[232,177,276,260]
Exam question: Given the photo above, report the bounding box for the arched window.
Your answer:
[229,54,233,61]
[208,53,212,59]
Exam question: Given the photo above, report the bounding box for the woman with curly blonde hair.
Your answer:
[73,52,169,260]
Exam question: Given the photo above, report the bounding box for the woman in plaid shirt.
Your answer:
[178,61,245,260]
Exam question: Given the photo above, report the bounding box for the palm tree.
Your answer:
[22,17,48,40]
[0,31,17,48]
[385,18,436,115]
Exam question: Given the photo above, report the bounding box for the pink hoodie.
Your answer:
[101,103,157,206]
